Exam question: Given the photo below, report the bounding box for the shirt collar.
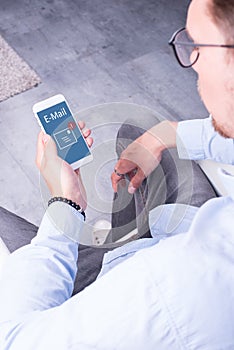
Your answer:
[218,168,234,199]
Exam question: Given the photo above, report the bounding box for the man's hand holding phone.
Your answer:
[36,121,93,210]
[33,94,93,170]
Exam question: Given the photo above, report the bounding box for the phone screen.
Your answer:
[36,101,91,165]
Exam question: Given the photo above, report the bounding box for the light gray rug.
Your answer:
[0,35,41,102]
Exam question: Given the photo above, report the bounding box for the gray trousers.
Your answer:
[108,117,217,242]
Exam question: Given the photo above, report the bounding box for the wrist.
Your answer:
[149,120,178,151]
[51,189,87,211]
[43,200,84,242]
[48,197,86,221]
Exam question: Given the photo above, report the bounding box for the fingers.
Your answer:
[78,120,89,137]
[111,172,123,193]
[128,168,145,194]
[86,136,93,148]
[111,157,137,192]
[111,156,146,194]
[111,167,145,194]
[114,158,136,176]
[35,131,47,170]
[78,120,85,130]
[82,128,93,147]
[35,131,57,170]
[78,120,93,148]
[82,128,91,138]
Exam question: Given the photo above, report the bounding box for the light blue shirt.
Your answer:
[1,117,234,349]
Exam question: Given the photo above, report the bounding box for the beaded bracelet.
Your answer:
[48,197,86,221]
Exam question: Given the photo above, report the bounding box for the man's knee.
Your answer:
[116,116,160,156]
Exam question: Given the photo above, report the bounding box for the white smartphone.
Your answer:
[33,94,93,169]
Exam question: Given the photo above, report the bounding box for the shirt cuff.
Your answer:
[38,201,84,243]
[176,119,206,160]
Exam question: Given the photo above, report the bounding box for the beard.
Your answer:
[197,79,233,138]
[212,117,231,138]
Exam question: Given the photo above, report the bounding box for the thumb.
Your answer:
[36,132,57,170]
[128,168,145,194]
[43,133,57,158]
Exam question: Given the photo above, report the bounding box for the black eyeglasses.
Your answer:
[169,27,234,68]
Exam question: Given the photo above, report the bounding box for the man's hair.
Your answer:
[208,0,234,44]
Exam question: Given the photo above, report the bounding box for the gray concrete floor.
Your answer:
[0,0,208,243]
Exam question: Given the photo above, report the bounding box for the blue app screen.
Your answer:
[37,101,91,164]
